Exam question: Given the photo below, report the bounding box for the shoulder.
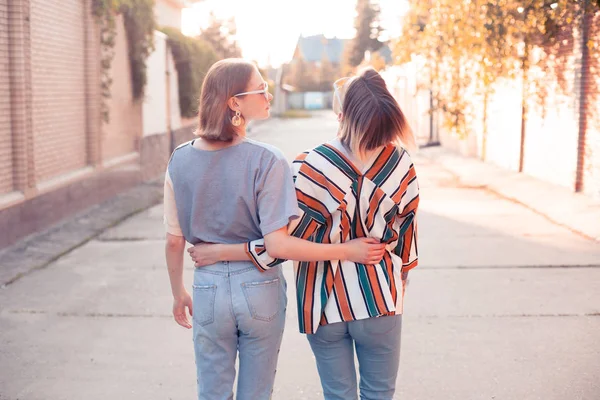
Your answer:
[291,143,328,172]
[242,139,287,163]
[293,142,333,164]
[174,140,193,151]
[382,145,417,185]
[390,146,418,190]
[394,145,415,170]
[171,140,193,157]
[167,140,193,168]
[292,149,310,166]
[291,142,347,176]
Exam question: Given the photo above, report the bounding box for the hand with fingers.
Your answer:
[187,243,220,268]
[172,291,193,329]
[343,237,387,265]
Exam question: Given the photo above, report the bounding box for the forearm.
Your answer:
[267,235,347,261]
[166,239,187,298]
[214,243,250,262]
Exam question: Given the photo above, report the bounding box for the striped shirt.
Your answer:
[246,140,419,334]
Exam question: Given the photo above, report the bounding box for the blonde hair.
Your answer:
[333,76,355,115]
[339,68,415,153]
[196,58,256,142]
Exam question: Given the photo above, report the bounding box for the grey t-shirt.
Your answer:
[166,138,299,245]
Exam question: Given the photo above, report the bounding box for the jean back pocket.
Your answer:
[192,284,217,326]
[241,278,281,322]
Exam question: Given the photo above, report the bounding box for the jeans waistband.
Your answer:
[194,260,257,276]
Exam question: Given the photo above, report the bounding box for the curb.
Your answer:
[418,147,600,242]
[0,181,164,288]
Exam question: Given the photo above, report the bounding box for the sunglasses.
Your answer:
[233,82,270,101]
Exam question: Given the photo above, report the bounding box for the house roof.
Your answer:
[296,35,348,64]
[375,45,393,65]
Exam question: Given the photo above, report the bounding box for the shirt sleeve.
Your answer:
[163,169,184,237]
[246,152,312,272]
[255,153,300,236]
[245,238,288,272]
[394,162,419,272]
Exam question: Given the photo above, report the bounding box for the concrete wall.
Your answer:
[142,31,181,137]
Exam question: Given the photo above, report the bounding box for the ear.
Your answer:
[337,112,343,122]
[227,97,240,112]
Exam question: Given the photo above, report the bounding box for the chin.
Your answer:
[255,111,270,120]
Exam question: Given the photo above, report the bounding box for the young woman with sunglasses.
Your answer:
[163,59,385,400]
[189,67,420,400]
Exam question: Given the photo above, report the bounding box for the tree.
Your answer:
[199,13,242,59]
[393,0,595,143]
[347,0,384,67]
[340,41,357,76]
[288,58,318,91]
[367,51,387,71]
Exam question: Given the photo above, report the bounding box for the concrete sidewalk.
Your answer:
[420,146,600,242]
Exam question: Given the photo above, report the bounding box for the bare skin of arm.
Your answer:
[165,233,193,329]
[187,227,386,267]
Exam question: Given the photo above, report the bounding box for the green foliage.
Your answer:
[92,0,119,122]
[92,0,156,122]
[121,0,156,99]
[161,27,218,118]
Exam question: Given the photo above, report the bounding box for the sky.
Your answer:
[181,0,410,67]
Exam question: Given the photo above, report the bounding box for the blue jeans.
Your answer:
[306,315,403,400]
[192,261,287,400]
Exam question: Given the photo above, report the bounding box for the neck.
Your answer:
[350,142,382,163]
[235,125,247,138]
[337,135,376,162]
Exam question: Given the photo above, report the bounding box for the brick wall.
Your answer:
[0,0,194,249]
[30,0,88,183]
[0,0,13,196]
[102,14,142,163]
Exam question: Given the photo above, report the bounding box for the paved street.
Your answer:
[1,111,599,400]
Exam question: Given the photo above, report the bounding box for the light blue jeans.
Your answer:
[192,261,287,400]
[306,315,403,400]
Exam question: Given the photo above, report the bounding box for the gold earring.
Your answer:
[232,110,242,127]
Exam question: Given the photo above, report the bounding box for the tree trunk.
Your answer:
[518,45,530,173]
[482,89,489,161]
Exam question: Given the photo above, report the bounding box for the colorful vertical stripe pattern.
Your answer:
[247,143,419,334]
